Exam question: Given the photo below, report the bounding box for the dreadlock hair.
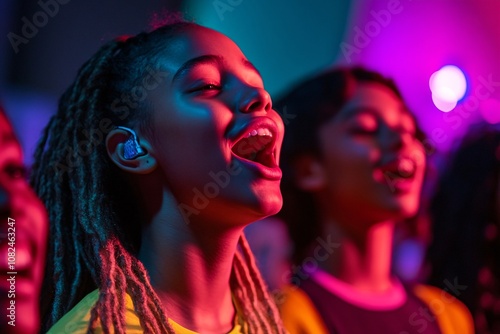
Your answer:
[31,20,285,334]
[274,66,427,266]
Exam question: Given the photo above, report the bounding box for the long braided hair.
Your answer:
[31,20,285,334]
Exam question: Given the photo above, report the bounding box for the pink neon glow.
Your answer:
[480,99,500,124]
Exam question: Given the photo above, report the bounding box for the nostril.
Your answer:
[247,100,268,113]
[263,99,272,112]
[240,88,272,113]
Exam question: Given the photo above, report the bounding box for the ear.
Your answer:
[293,154,326,191]
[105,127,157,174]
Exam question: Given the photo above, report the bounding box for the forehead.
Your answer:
[336,83,412,125]
[159,26,247,73]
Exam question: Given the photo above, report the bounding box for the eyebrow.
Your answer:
[340,106,410,120]
[172,54,262,83]
[242,59,262,77]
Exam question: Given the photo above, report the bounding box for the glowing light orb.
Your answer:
[432,93,457,112]
[429,65,467,112]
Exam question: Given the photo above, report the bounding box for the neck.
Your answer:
[320,216,395,293]
[138,190,241,333]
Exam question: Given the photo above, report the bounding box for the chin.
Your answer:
[400,195,421,215]
[240,179,283,217]
[247,191,283,220]
[388,201,420,220]
[201,189,282,227]
[262,195,283,216]
[369,195,420,221]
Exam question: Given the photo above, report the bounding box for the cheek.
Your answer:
[322,139,379,189]
[151,110,231,189]
[409,144,427,190]
[411,141,427,170]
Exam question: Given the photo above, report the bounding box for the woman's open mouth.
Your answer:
[232,128,275,166]
[230,118,281,180]
[374,156,418,193]
[383,157,417,179]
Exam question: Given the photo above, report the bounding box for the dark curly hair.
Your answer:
[426,123,500,333]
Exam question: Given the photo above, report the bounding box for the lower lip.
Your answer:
[389,178,415,194]
[374,170,416,194]
[233,155,282,181]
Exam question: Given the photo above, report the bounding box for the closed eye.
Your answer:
[199,84,221,91]
[188,83,222,93]
[349,121,379,135]
[347,111,379,136]
[4,163,27,180]
[350,127,378,136]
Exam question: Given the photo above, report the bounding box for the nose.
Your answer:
[384,128,410,151]
[238,86,272,114]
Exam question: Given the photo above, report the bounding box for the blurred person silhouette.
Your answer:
[0,106,48,333]
[275,67,473,334]
[426,123,500,333]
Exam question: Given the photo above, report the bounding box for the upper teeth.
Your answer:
[245,128,273,138]
[397,158,415,176]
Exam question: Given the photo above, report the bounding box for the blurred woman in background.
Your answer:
[275,67,473,334]
[0,107,48,334]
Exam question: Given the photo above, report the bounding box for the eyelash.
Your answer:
[351,126,378,135]
[190,83,222,93]
[201,84,221,90]
[4,164,27,180]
